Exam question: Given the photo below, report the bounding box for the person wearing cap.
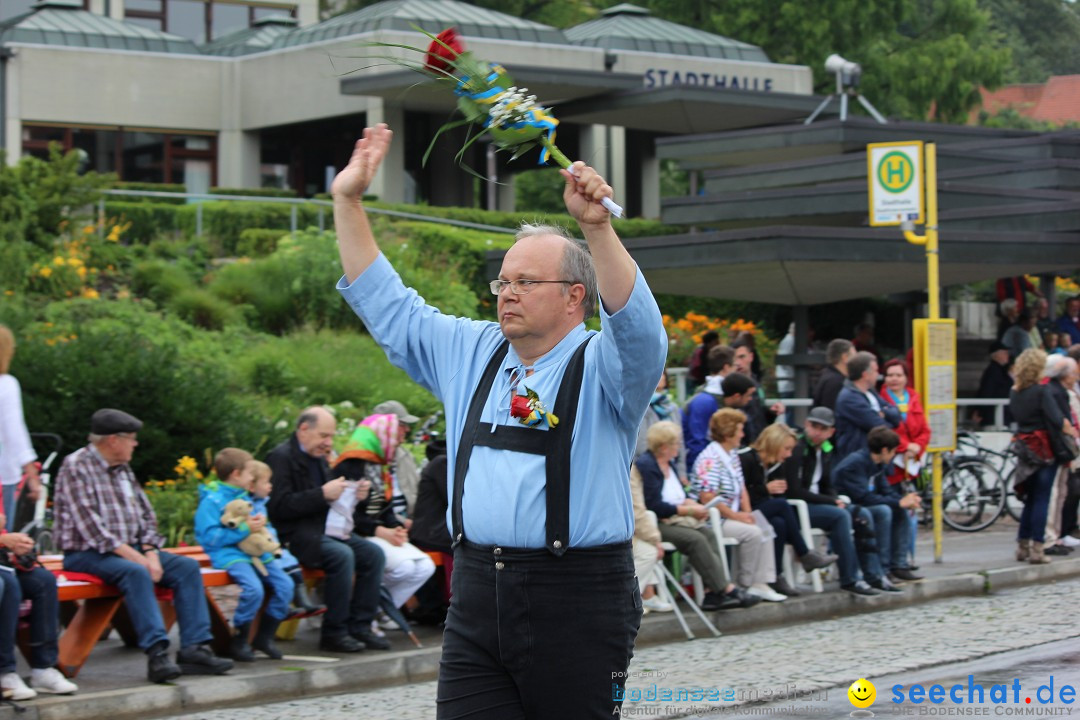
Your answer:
[784,407,878,597]
[265,406,388,654]
[371,400,421,518]
[331,125,665,717]
[973,340,1014,427]
[53,408,233,684]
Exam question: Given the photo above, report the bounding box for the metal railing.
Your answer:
[97,189,517,239]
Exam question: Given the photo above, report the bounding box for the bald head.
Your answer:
[296,405,336,457]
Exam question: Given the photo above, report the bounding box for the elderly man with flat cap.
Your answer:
[53,409,233,683]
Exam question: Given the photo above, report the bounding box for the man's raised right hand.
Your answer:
[330,124,393,202]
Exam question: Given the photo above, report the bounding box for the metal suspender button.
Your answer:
[495,561,505,570]
[493,547,502,555]
[552,540,563,549]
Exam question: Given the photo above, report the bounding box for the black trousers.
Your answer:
[437,540,641,720]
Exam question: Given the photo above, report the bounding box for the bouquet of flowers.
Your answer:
[374,27,623,217]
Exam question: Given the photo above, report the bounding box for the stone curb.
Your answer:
[5,558,1080,720]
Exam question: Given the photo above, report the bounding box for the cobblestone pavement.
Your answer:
[163,579,1080,720]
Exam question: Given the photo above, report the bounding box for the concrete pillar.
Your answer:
[217,130,260,188]
[640,146,660,219]
[105,0,123,20]
[578,124,627,208]
[497,173,515,213]
[793,305,810,426]
[296,0,319,26]
[3,52,19,164]
[609,124,626,208]
[365,99,405,203]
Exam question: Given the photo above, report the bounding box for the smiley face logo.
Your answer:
[848,678,876,708]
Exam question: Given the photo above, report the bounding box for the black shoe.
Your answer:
[890,567,924,582]
[176,644,233,675]
[770,577,801,597]
[252,618,283,660]
[147,644,181,684]
[868,577,903,593]
[727,587,762,609]
[350,627,391,650]
[230,622,255,662]
[841,581,881,597]
[1044,544,1070,556]
[319,634,366,653]
[700,591,725,611]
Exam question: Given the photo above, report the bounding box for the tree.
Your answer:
[628,0,1010,123]
[979,0,1080,83]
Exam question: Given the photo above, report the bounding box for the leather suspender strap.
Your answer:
[450,340,510,548]
[449,335,593,553]
[543,336,591,556]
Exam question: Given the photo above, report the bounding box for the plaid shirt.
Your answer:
[53,444,164,554]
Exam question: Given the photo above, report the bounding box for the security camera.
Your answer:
[824,53,861,87]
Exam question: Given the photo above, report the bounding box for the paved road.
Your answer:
[162,579,1080,720]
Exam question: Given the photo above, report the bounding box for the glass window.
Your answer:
[71,128,119,175]
[165,0,206,42]
[125,15,164,31]
[170,135,211,152]
[252,6,291,21]
[210,1,247,39]
[121,131,166,183]
[125,0,164,11]
[0,0,36,23]
[260,164,290,189]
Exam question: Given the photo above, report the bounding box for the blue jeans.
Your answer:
[227,560,293,625]
[63,550,212,651]
[867,504,911,574]
[807,503,859,586]
[1018,464,1058,543]
[0,567,60,672]
[319,534,385,639]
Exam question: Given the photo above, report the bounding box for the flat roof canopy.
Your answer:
[487,226,1080,305]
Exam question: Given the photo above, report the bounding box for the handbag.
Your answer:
[1050,431,1080,466]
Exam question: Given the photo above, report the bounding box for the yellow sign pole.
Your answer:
[902,143,943,563]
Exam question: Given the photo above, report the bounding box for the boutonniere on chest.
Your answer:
[510,387,559,429]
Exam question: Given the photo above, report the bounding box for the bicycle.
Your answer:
[956,428,1022,522]
[911,451,1006,532]
[13,433,63,554]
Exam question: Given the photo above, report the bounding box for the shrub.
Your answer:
[168,287,241,330]
[131,260,194,305]
[105,201,187,242]
[13,302,265,481]
[14,146,113,249]
[236,228,288,257]
[210,187,298,199]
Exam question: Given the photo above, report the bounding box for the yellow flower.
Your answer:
[77,266,87,279]
[81,288,99,299]
[53,256,65,267]
[175,456,198,474]
[82,225,95,235]
[116,289,131,300]
[67,257,83,267]
[3,290,12,296]
[39,267,53,279]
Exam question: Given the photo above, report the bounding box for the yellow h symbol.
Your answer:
[885,158,906,186]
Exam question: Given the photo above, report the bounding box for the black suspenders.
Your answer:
[450,336,593,557]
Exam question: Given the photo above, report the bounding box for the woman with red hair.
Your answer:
[879,358,930,566]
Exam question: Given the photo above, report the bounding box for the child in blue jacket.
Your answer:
[194,448,293,662]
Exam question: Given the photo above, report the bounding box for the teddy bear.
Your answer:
[220,498,282,576]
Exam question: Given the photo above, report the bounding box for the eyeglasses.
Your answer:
[114,433,138,442]
[489,279,573,296]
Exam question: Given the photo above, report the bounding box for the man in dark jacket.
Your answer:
[783,407,878,596]
[973,341,1013,427]
[732,338,783,444]
[812,339,855,410]
[834,352,901,460]
[265,406,388,653]
[833,427,923,590]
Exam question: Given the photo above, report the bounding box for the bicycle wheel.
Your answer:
[940,459,1004,532]
[1002,470,1024,521]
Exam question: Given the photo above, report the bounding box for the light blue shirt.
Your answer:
[337,254,667,548]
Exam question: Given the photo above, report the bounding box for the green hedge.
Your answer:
[210,187,298,199]
[236,228,288,257]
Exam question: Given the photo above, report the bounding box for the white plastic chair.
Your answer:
[644,511,721,640]
[784,499,826,593]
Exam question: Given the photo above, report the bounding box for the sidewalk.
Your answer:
[5,521,1079,720]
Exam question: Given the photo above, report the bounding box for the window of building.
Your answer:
[21,124,217,188]
[123,0,297,42]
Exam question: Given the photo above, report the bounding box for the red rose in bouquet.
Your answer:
[424,27,463,75]
[509,394,532,419]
